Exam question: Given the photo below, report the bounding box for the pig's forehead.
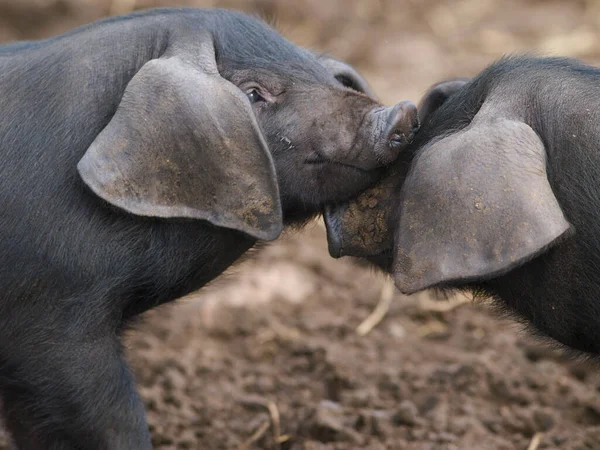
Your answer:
[212,18,317,64]
[218,52,331,85]
[210,18,331,83]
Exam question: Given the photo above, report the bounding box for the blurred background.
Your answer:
[2,1,600,449]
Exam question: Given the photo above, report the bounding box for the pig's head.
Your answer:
[214,17,419,224]
[77,10,418,241]
[324,75,572,294]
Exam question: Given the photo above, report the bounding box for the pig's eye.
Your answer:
[246,89,266,104]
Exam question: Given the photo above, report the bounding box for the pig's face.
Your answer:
[221,53,418,223]
[324,71,571,294]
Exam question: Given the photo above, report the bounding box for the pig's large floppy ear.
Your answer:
[78,42,282,241]
[318,56,377,99]
[393,118,572,294]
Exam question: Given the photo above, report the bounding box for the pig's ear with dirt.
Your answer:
[77,38,283,242]
[393,117,573,295]
[417,78,470,126]
[318,55,377,99]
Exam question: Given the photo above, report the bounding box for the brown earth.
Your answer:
[1,0,600,449]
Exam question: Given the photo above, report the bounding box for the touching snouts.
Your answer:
[375,101,419,165]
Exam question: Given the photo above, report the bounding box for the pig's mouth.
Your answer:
[304,152,368,172]
[323,204,395,271]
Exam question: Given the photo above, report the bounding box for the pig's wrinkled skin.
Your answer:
[0,8,418,449]
[326,55,600,358]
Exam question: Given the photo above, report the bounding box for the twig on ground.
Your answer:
[237,396,289,448]
[419,294,472,312]
[267,401,283,447]
[527,432,543,450]
[357,281,395,336]
[417,319,448,338]
[235,421,270,450]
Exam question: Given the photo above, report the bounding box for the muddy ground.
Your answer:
[1,0,600,449]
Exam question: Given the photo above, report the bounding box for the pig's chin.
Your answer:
[278,166,379,225]
[276,158,383,226]
[309,162,383,204]
[323,204,394,272]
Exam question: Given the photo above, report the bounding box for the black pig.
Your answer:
[0,8,419,449]
[325,55,600,358]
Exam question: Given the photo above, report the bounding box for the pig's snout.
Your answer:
[320,100,419,172]
[375,101,419,165]
[386,101,420,150]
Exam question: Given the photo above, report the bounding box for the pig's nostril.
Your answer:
[389,132,407,148]
[388,127,416,149]
[371,101,419,166]
[384,101,419,149]
[411,118,421,133]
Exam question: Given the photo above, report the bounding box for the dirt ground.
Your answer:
[1,0,600,449]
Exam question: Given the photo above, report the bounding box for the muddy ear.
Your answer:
[78,43,282,242]
[393,118,572,294]
[418,78,470,126]
[319,55,377,99]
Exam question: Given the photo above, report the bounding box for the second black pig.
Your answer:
[325,55,600,358]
